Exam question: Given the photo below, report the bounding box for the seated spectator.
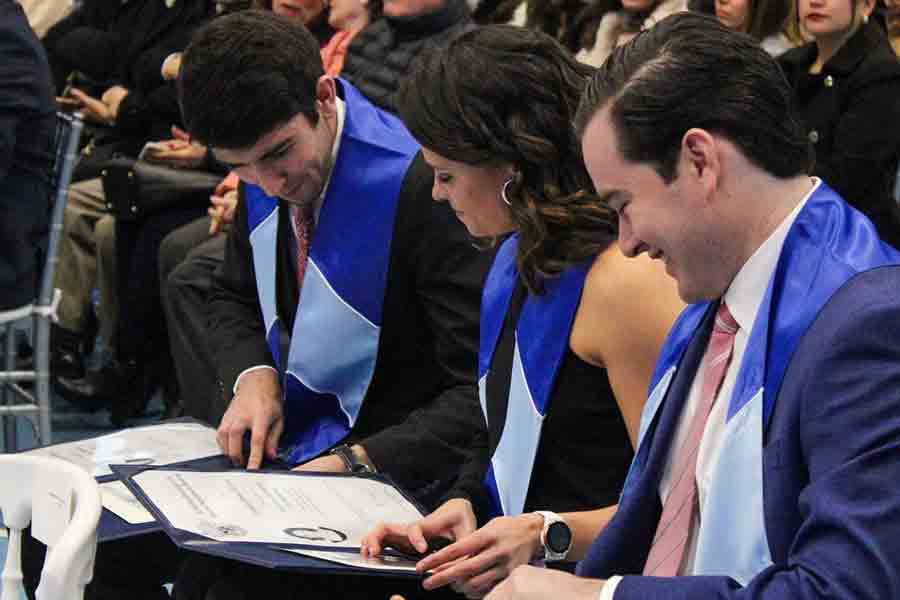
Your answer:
[44,0,210,97]
[321,0,383,75]
[0,0,56,312]
[715,0,803,54]
[574,0,686,66]
[482,13,900,599]
[352,25,683,600]
[779,0,900,248]
[49,0,215,397]
[41,0,128,93]
[341,0,472,111]
[159,176,239,423]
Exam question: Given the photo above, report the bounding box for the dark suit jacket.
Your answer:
[208,153,493,498]
[779,21,900,249]
[578,191,900,598]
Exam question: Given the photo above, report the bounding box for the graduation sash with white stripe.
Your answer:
[479,235,592,518]
[246,79,420,464]
[623,182,900,584]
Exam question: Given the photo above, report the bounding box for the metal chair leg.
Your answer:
[3,323,17,452]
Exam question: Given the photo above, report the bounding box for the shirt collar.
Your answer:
[311,96,346,223]
[723,178,820,334]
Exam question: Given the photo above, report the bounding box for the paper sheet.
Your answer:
[100,481,155,524]
[25,423,220,477]
[130,470,424,549]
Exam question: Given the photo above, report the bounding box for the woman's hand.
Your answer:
[361,497,477,558]
[417,513,545,599]
[208,189,238,235]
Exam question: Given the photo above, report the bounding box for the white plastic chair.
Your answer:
[0,454,101,600]
[0,112,84,451]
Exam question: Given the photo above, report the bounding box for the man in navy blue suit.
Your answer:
[485,12,900,600]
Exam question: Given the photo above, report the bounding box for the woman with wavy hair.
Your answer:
[361,25,684,599]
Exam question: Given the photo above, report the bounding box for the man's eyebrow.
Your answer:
[258,139,293,162]
[214,139,294,169]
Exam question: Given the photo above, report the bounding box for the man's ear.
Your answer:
[315,75,337,118]
[679,128,720,201]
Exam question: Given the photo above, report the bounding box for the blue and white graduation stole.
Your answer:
[479,235,592,518]
[245,80,420,465]
[623,181,900,585]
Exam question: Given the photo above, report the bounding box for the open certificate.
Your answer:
[128,469,425,549]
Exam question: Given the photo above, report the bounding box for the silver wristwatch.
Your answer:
[536,510,573,562]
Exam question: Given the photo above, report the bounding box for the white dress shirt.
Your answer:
[232,97,346,393]
[599,179,819,599]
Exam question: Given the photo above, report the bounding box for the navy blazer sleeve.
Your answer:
[609,268,900,599]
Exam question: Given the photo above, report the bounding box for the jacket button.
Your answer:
[824,75,834,88]
[808,130,819,144]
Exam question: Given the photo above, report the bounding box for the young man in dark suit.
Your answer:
[23,10,489,600]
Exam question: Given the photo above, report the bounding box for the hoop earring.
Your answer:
[501,178,514,207]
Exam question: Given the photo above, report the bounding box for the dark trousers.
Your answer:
[178,553,466,600]
[159,217,228,424]
[0,174,50,311]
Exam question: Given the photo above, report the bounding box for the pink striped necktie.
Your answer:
[643,302,739,577]
[290,203,314,293]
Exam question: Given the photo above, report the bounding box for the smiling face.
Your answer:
[214,80,337,207]
[716,0,751,30]
[581,106,735,303]
[421,147,516,238]
[272,0,326,25]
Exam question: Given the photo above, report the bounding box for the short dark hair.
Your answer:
[397,25,617,294]
[178,10,325,149]
[575,12,811,182]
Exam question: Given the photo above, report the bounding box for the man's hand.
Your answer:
[67,87,121,125]
[217,368,284,469]
[485,565,606,600]
[208,189,238,235]
[361,497,477,558]
[416,513,544,598]
[101,85,129,119]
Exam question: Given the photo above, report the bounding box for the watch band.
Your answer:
[329,444,374,474]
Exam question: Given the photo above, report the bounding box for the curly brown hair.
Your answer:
[396,25,617,294]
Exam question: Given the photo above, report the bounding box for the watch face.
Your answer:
[546,521,572,554]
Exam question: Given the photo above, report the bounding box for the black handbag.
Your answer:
[100,157,222,222]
